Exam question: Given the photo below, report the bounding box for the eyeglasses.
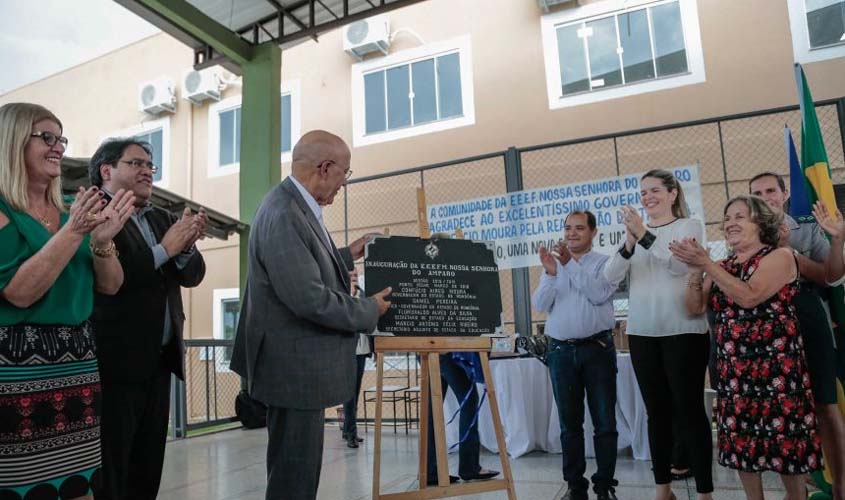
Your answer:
[30,131,68,148]
[118,159,158,174]
[325,160,352,180]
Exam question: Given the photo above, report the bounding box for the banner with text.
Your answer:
[427,165,704,270]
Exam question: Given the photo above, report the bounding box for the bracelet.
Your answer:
[90,240,119,258]
[687,276,703,291]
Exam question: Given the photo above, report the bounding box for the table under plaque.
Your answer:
[443,354,651,460]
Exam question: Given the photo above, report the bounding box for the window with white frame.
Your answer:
[364,52,463,133]
[541,0,705,109]
[218,106,241,169]
[351,35,475,147]
[281,93,294,153]
[104,117,170,187]
[787,0,845,63]
[208,82,300,177]
[806,0,845,48]
[212,288,240,371]
[134,128,165,184]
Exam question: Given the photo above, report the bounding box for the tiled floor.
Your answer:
[157,425,795,500]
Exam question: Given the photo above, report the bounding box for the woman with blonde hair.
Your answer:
[0,103,135,499]
[604,169,713,500]
[671,195,821,500]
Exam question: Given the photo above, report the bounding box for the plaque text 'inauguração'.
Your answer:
[364,236,503,336]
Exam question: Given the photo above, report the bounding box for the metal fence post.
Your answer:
[504,147,533,337]
[170,374,188,438]
[837,98,845,167]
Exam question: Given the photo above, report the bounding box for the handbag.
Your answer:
[235,389,267,429]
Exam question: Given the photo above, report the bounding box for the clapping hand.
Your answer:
[538,246,558,276]
[185,208,208,249]
[620,206,646,239]
[619,206,646,251]
[552,239,571,265]
[813,201,845,240]
[65,186,112,236]
[668,237,710,270]
[90,189,136,247]
[162,207,204,257]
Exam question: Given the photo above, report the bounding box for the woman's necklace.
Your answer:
[29,205,53,229]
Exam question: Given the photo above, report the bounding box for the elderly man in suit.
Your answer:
[88,137,207,500]
[230,130,392,500]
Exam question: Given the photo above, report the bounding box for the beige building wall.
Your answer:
[3,0,845,348]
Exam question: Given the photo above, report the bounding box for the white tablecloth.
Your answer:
[444,354,650,460]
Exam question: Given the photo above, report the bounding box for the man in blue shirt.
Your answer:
[531,210,622,500]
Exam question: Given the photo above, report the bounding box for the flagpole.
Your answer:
[794,63,805,125]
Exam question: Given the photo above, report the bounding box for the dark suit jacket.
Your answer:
[92,205,206,383]
[230,178,379,410]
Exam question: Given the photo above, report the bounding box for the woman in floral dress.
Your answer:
[670,194,821,500]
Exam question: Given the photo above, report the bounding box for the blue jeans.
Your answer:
[427,354,481,480]
[342,354,368,438]
[546,334,618,492]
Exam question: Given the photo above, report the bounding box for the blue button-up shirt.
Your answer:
[531,251,620,341]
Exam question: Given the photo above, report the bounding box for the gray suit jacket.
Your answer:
[230,178,379,409]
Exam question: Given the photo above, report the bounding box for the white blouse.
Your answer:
[604,218,709,337]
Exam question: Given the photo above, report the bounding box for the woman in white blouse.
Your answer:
[604,170,712,500]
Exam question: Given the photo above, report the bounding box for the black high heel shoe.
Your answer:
[460,469,500,481]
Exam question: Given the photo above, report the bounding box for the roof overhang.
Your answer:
[61,157,247,241]
[114,0,428,73]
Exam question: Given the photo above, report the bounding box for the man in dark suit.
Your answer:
[230,130,392,500]
[89,138,206,500]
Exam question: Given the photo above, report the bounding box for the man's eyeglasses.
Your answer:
[118,159,158,174]
[30,131,68,148]
[325,160,352,180]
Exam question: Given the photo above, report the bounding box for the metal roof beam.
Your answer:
[234,0,427,44]
[264,0,317,42]
[276,0,426,46]
[136,0,254,66]
[316,0,339,20]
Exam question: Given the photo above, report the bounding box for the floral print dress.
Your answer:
[709,246,822,474]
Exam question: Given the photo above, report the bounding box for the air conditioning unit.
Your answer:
[537,0,579,13]
[182,68,223,104]
[138,77,176,114]
[343,14,390,60]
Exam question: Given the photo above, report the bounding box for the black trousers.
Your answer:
[96,364,172,500]
[342,354,368,438]
[629,334,713,493]
[265,406,325,500]
[426,354,482,480]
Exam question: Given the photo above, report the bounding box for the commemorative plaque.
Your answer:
[364,236,503,336]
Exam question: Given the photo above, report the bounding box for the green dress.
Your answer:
[0,196,102,498]
[0,197,93,325]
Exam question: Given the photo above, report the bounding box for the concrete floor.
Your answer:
[157,425,797,500]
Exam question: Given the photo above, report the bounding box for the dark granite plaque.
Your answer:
[364,236,503,336]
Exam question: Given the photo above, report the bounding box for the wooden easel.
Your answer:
[370,188,516,499]
[371,337,516,500]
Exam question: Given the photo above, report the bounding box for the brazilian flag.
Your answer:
[795,64,838,213]
[795,63,845,499]
[794,63,844,379]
